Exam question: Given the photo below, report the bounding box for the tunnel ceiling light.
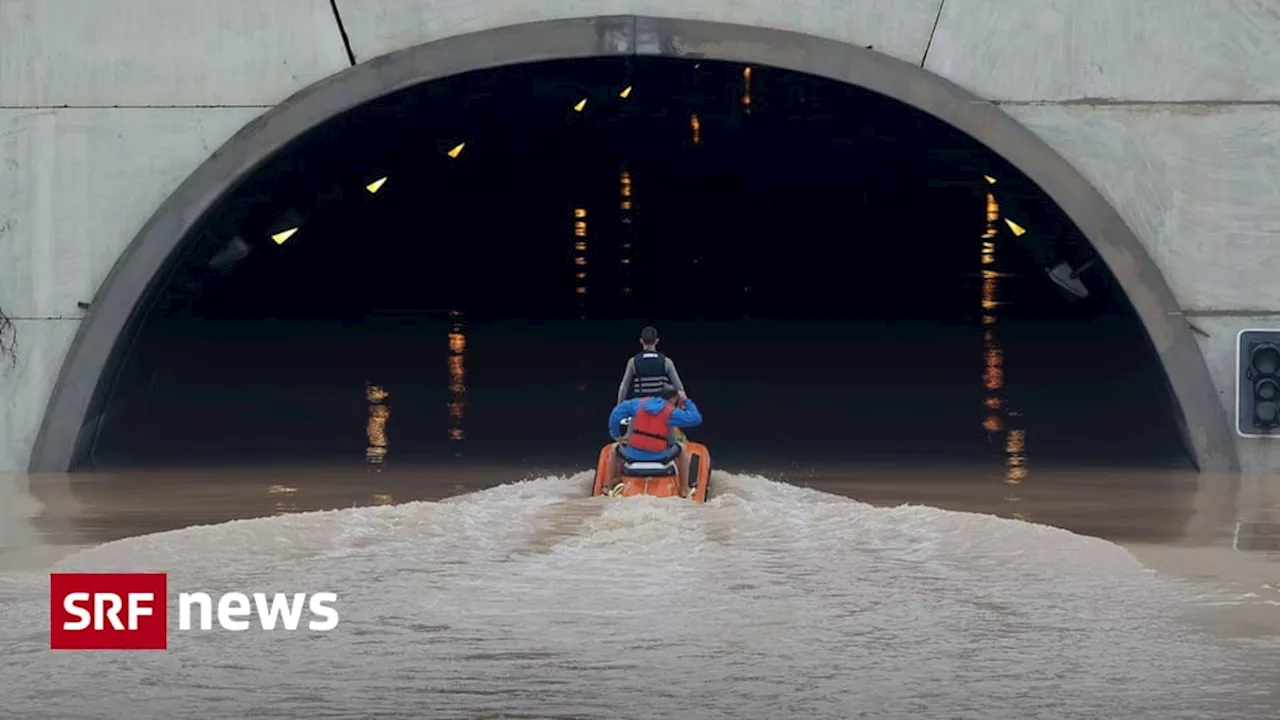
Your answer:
[208,235,251,272]
[573,98,587,112]
[271,227,299,245]
[984,175,997,184]
[1004,218,1027,236]
[365,176,388,194]
[447,142,466,158]
[1045,262,1090,300]
[619,85,632,99]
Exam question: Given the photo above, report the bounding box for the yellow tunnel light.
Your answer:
[271,227,299,245]
[573,98,587,112]
[984,175,997,184]
[1004,218,1027,236]
[619,85,632,99]
[365,176,388,194]
[447,142,466,158]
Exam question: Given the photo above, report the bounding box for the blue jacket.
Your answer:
[608,397,703,461]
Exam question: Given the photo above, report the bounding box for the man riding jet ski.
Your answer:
[609,382,702,461]
[596,382,711,502]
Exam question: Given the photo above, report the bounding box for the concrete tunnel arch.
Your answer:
[27,15,1239,474]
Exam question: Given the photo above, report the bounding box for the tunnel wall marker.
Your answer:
[27,15,1239,473]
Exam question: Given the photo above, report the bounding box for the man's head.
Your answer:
[656,381,679,402]
[639,325,659,349]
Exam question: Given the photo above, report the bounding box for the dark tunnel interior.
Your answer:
[87,56,1192,474]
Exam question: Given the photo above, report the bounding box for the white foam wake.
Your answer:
[0,470,1271,719]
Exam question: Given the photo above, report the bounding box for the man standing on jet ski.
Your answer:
[609,382,702,462]
[616,325,688,406]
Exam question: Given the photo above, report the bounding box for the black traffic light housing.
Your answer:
[1237,329,1280,437]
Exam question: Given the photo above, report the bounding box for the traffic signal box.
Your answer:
[1237,329,1280,437]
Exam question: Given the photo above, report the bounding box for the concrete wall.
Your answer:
[927,1,1280,470]
[3,0,1279,470]
[0,0,349,470]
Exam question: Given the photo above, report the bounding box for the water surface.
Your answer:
[1,469,1277,719]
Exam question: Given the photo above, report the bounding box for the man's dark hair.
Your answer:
[657,382,678,400]
[639,325,659,345]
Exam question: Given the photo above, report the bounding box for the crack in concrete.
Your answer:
[920,0,947,69]
[0,105,274,110]
[328,0,357,66]
[1175,310,1280,317]
[998,99,1280,107]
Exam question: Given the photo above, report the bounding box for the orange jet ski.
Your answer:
[591,422,712,503]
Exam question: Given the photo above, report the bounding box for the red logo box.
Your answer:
[50,573,168,650]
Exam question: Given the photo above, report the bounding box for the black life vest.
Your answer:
[630,351,670,398]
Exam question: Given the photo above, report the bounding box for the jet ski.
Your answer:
[591,418,712,503]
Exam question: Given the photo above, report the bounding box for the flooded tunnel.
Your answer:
[7,21,1278,719]
[85,57,1188,474]
[8,14,1280,719]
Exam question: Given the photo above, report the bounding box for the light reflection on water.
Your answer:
[980,183,1030,522]
[447,308,467,448]
[364,383,390,466]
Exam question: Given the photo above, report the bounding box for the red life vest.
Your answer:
[628,400,676,452]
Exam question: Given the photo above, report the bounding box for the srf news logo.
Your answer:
[50,573,340,650]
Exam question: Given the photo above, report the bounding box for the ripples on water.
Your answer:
[0,472,1275,719]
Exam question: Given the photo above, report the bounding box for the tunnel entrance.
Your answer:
[29,17,1235,474]
[77,55,1184,473]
